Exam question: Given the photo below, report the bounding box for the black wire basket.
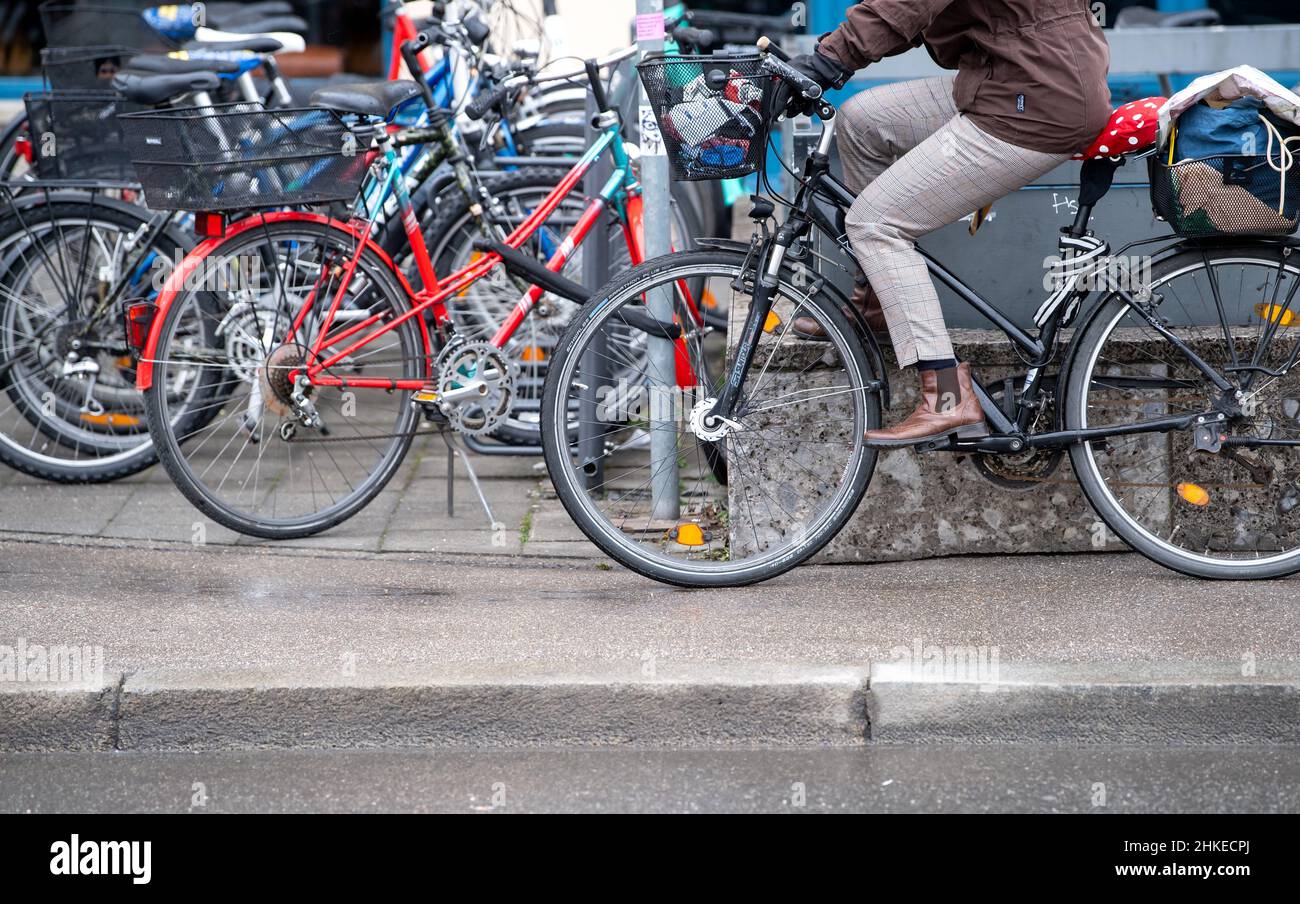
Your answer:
[1149,154,1300,238]
[41,45,137,90]
[637,53,774,181]
[118,103,374,211]
[39,1,177,52]
[22,90,139,184]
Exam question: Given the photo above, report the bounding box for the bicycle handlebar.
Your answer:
[670,25,715,49]
[757,36,822,100]
[465,83,510,121]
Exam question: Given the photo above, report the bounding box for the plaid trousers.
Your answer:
[839,77,1071,366]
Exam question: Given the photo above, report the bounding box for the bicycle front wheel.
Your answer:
[1066,245,1300,578]
[541,250,882,587]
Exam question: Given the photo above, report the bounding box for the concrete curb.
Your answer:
[2,665,871,752]
[869,662,1300,744]
[0,682,117,751]
[6,662,1300,751]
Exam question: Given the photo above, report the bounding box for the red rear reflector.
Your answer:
[14,136,32,163]
[124,301,157,355]
[195,211,226,238]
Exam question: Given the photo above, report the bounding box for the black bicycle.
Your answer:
[541,38,1300,586]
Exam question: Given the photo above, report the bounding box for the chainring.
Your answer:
[432,339,515,437]
[971,381,1064,490]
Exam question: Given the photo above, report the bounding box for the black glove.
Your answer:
[772,47,852,120]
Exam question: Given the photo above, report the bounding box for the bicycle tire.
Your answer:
[542,249,882,587]
[1066,244,1300,579]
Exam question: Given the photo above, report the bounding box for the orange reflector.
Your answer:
[79,412,141,428]
[763,311,781,333]
[1255,303,1296,327]
[702,288,718,309]
[456,251,485,297]
[520,345,546,363]
[673,523,705,546]
[1176,482,1210,507]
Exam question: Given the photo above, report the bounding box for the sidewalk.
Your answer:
[0,434,598,559]
[2,536,1298,751]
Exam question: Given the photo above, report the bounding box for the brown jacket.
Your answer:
[819,0,1111,154]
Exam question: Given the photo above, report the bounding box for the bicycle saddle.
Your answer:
[310,81,424,119]
[127,52,245,77]
[207,3,296,29]
[1074,97,1165,161]
[113,70,221,106]
[211,15,309,35]
[193,27,306,55]
[185,36,284,54]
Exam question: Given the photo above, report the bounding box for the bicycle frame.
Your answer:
[135,115,644,394]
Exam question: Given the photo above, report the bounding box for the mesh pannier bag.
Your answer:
[118,103,373,211]
[22,90,139,183]
[637,53,775,181]
[1149,154,1300,237]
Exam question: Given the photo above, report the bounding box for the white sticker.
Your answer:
[639,104,665,157]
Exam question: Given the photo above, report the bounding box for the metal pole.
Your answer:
[579,91,611,491]
[635,0,679,521]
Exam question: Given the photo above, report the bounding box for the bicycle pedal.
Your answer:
[915,436,960,454]
[412,388,439,405]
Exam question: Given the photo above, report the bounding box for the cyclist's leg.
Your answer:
[836,76,958,193]
[846,114,1069,445]
[793,77,957,339]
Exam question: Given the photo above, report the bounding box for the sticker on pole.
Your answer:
[635,13,664,42]
[639,104,665,157]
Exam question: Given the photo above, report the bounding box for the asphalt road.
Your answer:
[2,745,1296,813]
[2,537,1299,678]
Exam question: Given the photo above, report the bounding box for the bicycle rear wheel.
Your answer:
[541,249,882,587]
[142,219,426,539]
[0,195,187,482]
[1067,245,1300,578]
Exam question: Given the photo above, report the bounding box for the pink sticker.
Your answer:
[635,13,664,42]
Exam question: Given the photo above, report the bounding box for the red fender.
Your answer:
[135,211,424,390]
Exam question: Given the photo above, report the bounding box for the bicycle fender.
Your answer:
[135,211,422,390]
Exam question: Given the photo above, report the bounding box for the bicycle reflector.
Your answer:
[194,211,226,238]
[1177,482,1211,507]
[124,300,157,357]
[1255,303,1296,327]
[13,135,32,164]
[671,523,706,546]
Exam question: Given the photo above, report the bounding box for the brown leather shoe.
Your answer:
[863,362,988,448]
[792,282,889,341]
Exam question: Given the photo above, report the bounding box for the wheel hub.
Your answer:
[258,344,308,417]
[689,397,733,442]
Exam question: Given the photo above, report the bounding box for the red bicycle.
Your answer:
[132,41,697,539]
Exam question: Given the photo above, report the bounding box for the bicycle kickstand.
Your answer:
[440,429,497,528]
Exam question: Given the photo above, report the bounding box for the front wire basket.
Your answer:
[118,103,374,212]
[636,52,775,181]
